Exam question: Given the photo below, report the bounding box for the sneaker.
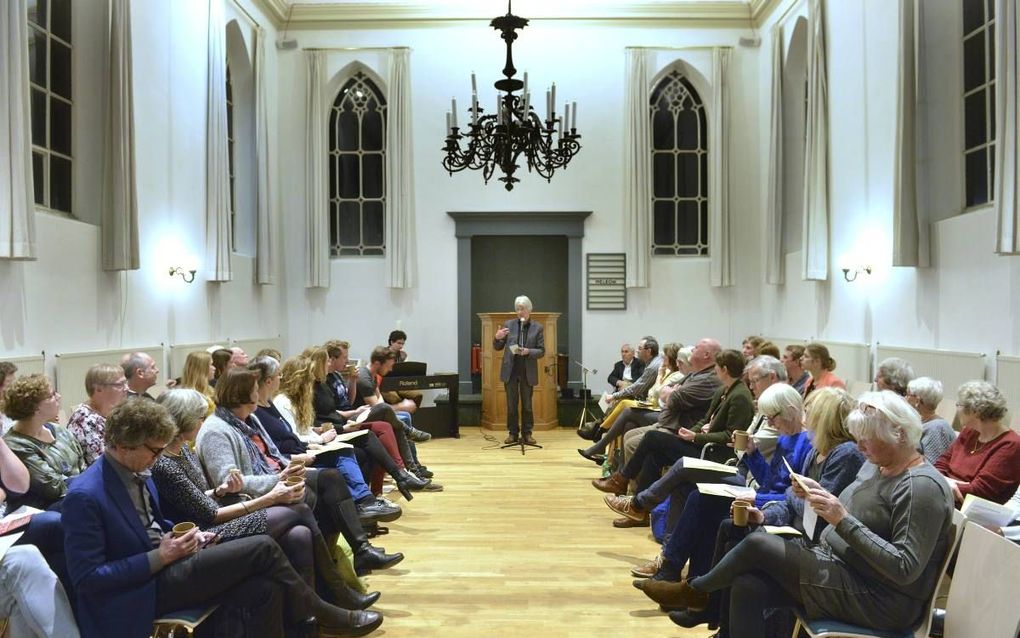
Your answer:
[357,499,403,524]
[631,554,663,578]
[408,428,432,442]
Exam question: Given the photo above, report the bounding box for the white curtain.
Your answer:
[893,0,929,267]
[764,25,785,284]
[802,0,830,280]
[305,51,330,288]
[995,0,1020,254]
[0,0,36,260]
[623,48,652,288]
[205,0,231,282]
[385,48,417,288]
[709,48,732,288]
[254,26,274,284]
[101,0,139,271]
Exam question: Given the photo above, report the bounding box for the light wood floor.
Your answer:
[365,428,715,637]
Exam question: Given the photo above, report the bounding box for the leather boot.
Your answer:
[314,606,384,637]
[312,533,381,610]
[396,468,430,497]
[353,544,404,576]
[591,471,628,495]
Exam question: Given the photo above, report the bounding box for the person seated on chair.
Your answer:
[800,343,846,397]
[875,357,915,396]
[740,336,764,362]
[935,380,1020,505]
[579,342,685,462]
[3,375,87,511]
[782,345,811,394]
[905,377,956,464]
[667,387,865,632]
[608,343,646,392]
[63,398,382,638]
[120,352,160,401]
[659,390,954,638]
[0,545,78,637]
[0,361,19,434]
[210,348,233,387]
[602,336,662,411]
[196,368,405,577]
[66,364,129,467]
[151,389,381,612]
[594,348,752,496]
[381,330,423,409]
[356,346,431,443]
[179,351,217,410]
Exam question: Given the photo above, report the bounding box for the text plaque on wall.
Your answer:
[586,253,626,310]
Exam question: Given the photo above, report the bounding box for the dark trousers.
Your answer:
[622,429,704,493]
[659,490,732,581]
[505,360,534,435]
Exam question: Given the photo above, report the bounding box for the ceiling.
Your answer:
[251,0,781,28]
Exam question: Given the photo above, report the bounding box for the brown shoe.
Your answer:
[504,434,518,444]
[523,434,538,445]
[613,516,649,528]
[591,472,628,495]
[631,554,663,578]
[604,495,648,522]
[633,578,709,611]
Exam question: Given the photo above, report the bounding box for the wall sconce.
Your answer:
[841,265,872,282]
[168,266,197,283]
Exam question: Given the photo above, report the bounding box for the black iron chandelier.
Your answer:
[441,1,582,191]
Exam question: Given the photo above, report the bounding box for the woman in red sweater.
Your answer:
[935,380,1020,505]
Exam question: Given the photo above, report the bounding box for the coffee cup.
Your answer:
[284,476,304,488]
[172,521,196,537]
[732,502,750,527]
[228,467,241,477]
[733,430,750,451]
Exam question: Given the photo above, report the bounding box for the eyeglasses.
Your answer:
[141,443,167,458]
[101,381,128,389]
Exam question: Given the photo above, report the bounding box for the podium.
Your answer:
[477,312,560,431]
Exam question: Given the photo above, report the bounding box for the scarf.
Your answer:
[215,406,274,475]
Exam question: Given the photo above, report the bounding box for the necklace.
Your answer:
[971,429,1006,454]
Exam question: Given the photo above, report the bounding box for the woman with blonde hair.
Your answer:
[66,363,128,466]
[180,351,216,406]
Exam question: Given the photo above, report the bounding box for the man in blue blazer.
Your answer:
[494,295,545,445]
[62,399,382,638]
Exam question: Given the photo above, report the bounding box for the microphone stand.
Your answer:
[574,360,598,437]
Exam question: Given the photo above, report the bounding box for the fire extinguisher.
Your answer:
[470,343,481,374]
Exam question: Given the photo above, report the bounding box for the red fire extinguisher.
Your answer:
[470,343,481,374]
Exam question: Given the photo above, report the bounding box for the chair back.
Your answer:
[912,509,966,638]
[944,521,1020,638]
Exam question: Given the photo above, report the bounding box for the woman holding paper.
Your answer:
[658,391,955,638]
[151,389,381,610]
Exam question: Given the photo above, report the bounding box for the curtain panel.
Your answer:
[254,26,274,284]
[764,25,785,284]
[995,0,1020,254]
[385,48,417,289]
[305,51,330,288]
[623,48,652,288]
[802,0,830,281]
[0,0,36,260]
[205,0,232,281]
[709,47,733,287]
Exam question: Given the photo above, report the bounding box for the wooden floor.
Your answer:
[365,428,715,637]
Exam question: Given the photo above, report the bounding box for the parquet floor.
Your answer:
[364,428,715,637]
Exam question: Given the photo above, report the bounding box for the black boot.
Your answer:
[313,533,381,610]
[397,468,431,493]
[353,543,404,576]
[314,607,384,637]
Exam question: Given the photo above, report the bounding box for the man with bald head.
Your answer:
[621,338,723,466]
[121,352,159,401]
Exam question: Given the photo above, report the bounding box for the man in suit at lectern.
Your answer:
[493,295,545,445]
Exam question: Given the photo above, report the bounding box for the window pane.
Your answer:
[653,201,676,247]
[964,90,986,149]
[987,24,995,80]
[51,0,72,43]
[676,108,701,150]
[328,154,338,199]
[50,97,71,156]
[329,202,340,249]
[30,89,46,147]
[50,41,71,99]
[963,0,985,35]
[652,106,674,150]
[652,153,674,198]
[361,107,384,151]
[29,27,47,88]
[700,201,709,249]
[338,154,360,199]
[989,84,996,140]
[676,153,698,197]
[699,152,708,195]
[988,142,996,195]
[49,154,72,212]
[987,0,995,20]
[337,110,358,151]
[27,0,46,28]
[677,201,699,247]
[338,201,361,246]
[963,34,986,93]
[363,201,384,247]
[362,153,383,199]
[965,148,988,207]
[32,152,44,205]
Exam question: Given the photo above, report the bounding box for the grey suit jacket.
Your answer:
[494,318,545,385]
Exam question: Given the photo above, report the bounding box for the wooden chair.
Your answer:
[789,509,965,638]
[151,605,219,637]
[943,522,1020,638]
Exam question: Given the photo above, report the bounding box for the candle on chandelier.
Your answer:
[571,101,577,130]
[446,112,452,135]
[451,98,458,128]
[563,103,570,134]
[471,71,477,93]
[545,90,551,121]
[551,83,556,113]
[522,72,528,101]
[523,91,530,118]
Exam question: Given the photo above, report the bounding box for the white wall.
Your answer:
[0,0,287,387]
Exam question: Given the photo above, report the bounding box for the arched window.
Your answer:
[650,70,707,256]
[225,63,236,246]
[329,72,386,256]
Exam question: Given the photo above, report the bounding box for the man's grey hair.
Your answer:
[121,352,152,379]
[749,355,787,382]
[906,376,943,410]
[877,357,915,395]
[514,295,533,312]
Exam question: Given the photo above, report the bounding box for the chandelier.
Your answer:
[441,1,581,191]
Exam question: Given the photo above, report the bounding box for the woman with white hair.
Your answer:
[655,391,955,638]
[935,380,1020,504]
[905,377,956,463]
[493,294,545,445]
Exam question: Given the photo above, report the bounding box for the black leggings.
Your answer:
[689,533,801,638]
[305,467,368,552]
[265,505,316,587]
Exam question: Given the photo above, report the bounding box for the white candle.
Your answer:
[522,72,528,98]
[471,72,477,93]
[551,83,556,112]
[472,95,478,125]
[546,90,551,120]
[563,103,570,133]
[451,98,458,128]
[446,112,451,134]
[571,101,577,129]
[523,91,530,118]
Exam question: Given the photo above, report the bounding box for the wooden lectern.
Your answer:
[477,312,560,431]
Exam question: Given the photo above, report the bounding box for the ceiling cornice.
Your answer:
[250,1,757,29]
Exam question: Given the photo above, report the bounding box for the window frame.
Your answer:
[961,0,996,212]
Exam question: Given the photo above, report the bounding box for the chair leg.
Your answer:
[790,618,803,638]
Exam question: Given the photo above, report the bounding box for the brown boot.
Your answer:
[633,578,709,611]
[604,495,648,522]
[591,471,628,495]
